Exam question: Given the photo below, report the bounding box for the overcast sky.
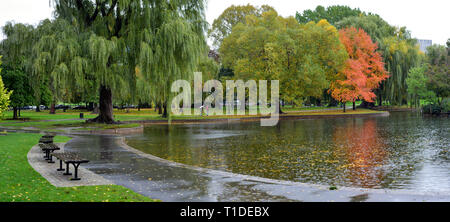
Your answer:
[0,0,449,45]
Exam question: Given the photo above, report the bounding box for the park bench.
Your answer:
[42,135,55,138]
[39,143,60,163]
[39,136,54,144]
[51,153,89,181]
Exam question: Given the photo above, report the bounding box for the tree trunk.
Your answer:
[92,103,99,114]
[18,108,21,117]
[157,103,162,115]
[353,101,356,110]
[13,107,18,120]
[162,103,168,118]
[50,103,56,114]
[87,85,115,124]
[87,102,95,112]
[316,99,322,107]
[36,105,40,112]
[328,97,339,107]
[343,102,346,113]
[277,101,285,114]
[360,100,375,109]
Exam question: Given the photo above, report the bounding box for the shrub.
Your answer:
[442,98,450,113]
[422,103,442,114]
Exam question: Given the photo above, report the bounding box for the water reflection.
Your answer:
[126,113,450,192]
[332,119,387,188]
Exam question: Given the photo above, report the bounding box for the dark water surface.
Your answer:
[126,112,449,192]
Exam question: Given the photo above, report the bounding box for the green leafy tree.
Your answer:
[0,57,13,117]
[406,66,435,107]
[0,22,36,119]
[220,11,348,107]
[296,5,363,25]
[425,44,450,102]
[40,0,208,122]
[208,4,275,48]
[295,5,367,106]
[336,14,396,43]
[197,55,220,81]
[0,68,34,119]
[426,44,447,66]
[32,19,84,114]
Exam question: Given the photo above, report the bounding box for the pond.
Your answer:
[126,112,450,192]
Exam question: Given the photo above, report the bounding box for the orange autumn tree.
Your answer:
[330,27,388,112]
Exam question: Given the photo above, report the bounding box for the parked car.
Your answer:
[72,106,87,110]
[21,106,35,110]
[124,105,137,109]
[55,105,70,110]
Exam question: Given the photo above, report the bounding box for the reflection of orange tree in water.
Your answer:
[333,119,387,188]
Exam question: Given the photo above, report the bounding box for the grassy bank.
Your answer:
[1,105,369,122]
[0,108,386,131]
[0,133,157,202]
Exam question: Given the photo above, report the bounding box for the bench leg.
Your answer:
[47,152,55,163]
[57,159,65,171]
[63,162,72,176]
[44,150,50,160]
[70,163,81,181]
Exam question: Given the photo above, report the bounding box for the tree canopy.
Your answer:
[330,27,388,109]
[425,44,450,100]
[406,65,435,106]
[208,4,275,49]
[220,10,348,106]
[0,57,12,117]
[0,22,36,118]
[296,5,363,25]
[337,14,422,105]
[32,0,209,122]
[0,2,446,118]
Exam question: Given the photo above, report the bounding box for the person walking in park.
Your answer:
[199,105,205,116]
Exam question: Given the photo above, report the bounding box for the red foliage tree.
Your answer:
[330,27,388,111]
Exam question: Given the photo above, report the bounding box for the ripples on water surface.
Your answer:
[126,112,450,192]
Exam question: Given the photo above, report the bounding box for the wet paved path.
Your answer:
[64,135,450,202]
[28,143,113,187]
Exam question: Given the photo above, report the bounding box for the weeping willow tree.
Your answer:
[48,0,207,122]
[138,5,207,118]
[32,19,86,114]
[0,22,36,118]
[378,34,422,105]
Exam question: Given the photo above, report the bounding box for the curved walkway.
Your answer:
[64,134,450,202]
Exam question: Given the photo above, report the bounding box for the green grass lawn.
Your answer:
[0,133,157,202]
[0,109,162,123]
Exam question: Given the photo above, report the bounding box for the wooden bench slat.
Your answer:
[51,152,90,181]
[52,152,89,163]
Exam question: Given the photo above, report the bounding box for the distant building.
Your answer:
[418,39,432,53]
